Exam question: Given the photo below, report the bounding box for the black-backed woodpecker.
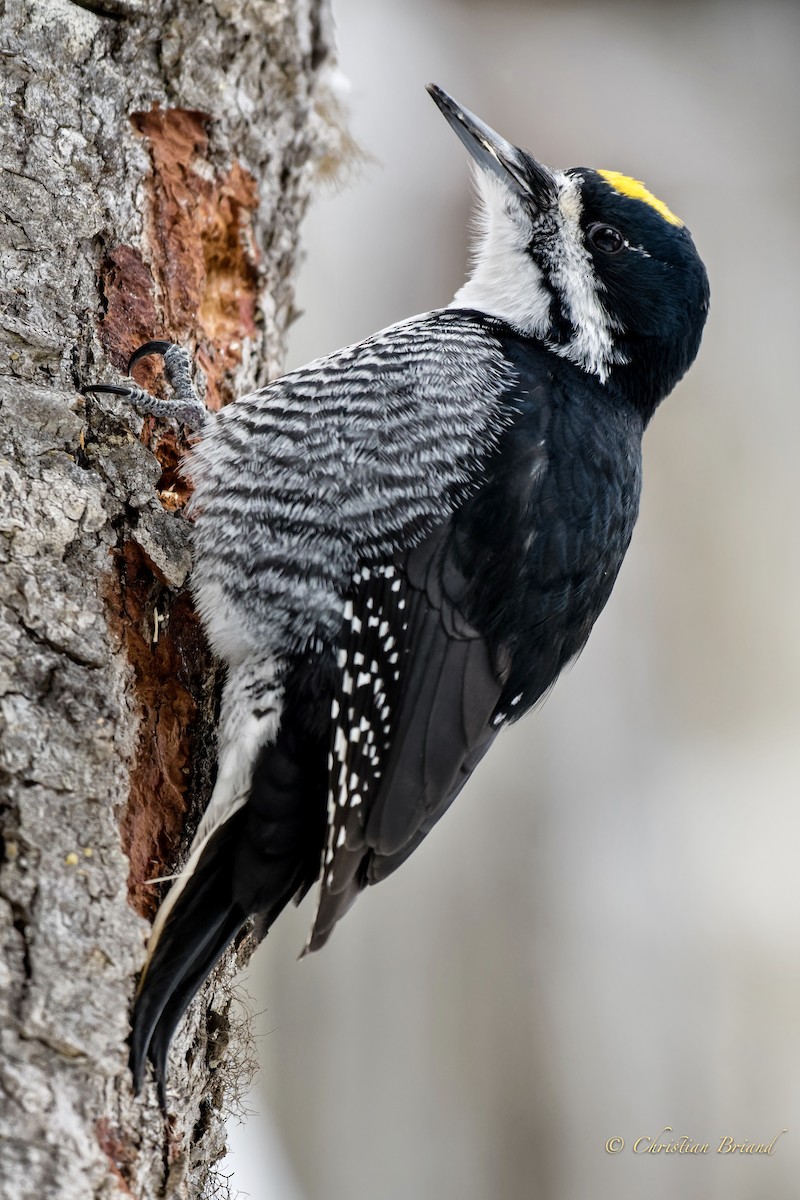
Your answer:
[83,84,709,1100]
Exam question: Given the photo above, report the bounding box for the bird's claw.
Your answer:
[79,341,209,432]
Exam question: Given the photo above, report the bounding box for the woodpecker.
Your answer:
[84,84,709,1099]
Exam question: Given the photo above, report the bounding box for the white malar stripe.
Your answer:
[545,171,626,382]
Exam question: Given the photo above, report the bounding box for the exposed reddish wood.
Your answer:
[110,541,211,921]
[128,107,260,411]
[95,106,261,919]
[98,245,159,371]
[95,1118,136,1196]
[153,430,196,511]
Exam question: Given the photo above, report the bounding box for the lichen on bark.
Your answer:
[0,1,341,1196]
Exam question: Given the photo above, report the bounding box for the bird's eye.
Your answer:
[587,223,625,254]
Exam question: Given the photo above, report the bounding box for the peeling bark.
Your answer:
[0,1,341,1196]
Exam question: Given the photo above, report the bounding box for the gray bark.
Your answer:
[0,1,339,1196]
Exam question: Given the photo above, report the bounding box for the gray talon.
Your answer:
[80,342,209,432]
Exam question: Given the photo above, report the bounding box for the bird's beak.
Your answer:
[427,84,556,210]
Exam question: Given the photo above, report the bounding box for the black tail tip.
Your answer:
[128,1024,149,1099]
[129,1025,171,1114]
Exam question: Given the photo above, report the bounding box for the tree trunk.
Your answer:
[0,2,339,1195]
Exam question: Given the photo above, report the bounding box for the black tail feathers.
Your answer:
[129,806,321,1103]
[129,814,247,1102]
[130,660,332,1102]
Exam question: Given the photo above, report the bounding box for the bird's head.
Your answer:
[428,84,709,418]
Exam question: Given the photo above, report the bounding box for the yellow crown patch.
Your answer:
[597,169,683,227]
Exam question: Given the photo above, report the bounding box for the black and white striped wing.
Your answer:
[307,525,508,951]
[189,310,515,656]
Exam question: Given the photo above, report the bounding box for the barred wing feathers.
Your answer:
[188,311,516,659]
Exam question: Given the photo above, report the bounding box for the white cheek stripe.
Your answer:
[448,165,628,383]
[544,171,626,383]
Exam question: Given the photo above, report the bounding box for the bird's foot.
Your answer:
[80,341,209,431]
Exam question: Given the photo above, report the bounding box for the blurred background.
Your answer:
[225,2,800,1197]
